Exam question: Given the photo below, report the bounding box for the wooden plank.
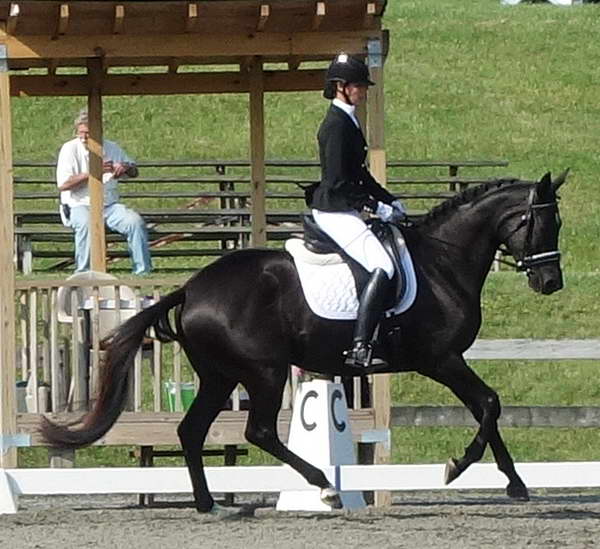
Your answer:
[0,65,17,467]
[7,2,20,35]
[0,0,386,37]
[364,2,376,28]
[391,406,600,429]
[185,3,198,33]
[0,30,375,63]
[366,36,390,507]
[11,158,504,170]
[113,5,125,35]
[86,58,106,272]
[57,4,69,36]
[257,4,270,32]
[249,58,267,247]
[10,68,326,96]
[312,1,325,30]
[465,339,600,360]
[17,409,377,447]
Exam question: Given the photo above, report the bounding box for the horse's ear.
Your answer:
[537,172,552,195]
[551,168,570,192]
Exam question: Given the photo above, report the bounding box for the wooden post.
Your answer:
[87,58,106,272]
[0,45,17,468]
[366,38,391,507]
[248,58,267,247]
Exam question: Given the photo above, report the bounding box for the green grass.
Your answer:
[12,0,600,468]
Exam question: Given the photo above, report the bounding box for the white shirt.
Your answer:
[332,98,360,129]
[56,138,134,208]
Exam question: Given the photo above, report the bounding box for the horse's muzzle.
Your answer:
[528,266,563,295]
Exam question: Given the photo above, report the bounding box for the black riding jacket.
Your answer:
[307,104,395,212]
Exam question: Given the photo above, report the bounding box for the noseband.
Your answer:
[500,187,561,273]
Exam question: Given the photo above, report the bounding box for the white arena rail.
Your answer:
[3,462,600,514]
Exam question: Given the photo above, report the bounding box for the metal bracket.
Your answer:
[367,39,382,69]
[358,428,390,451]
[0,44,8,73]
[0,434,31,455]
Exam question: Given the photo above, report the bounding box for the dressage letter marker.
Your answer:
[276,379,366,511]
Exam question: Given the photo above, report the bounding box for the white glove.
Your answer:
[390,199,407,223]
[375,201,394,221]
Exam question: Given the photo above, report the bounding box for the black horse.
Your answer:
[41,171,568,515]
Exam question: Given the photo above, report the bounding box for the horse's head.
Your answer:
[502,170,568,295]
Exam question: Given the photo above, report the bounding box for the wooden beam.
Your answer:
[0,65,17,468]
[312,2,326,31]
[391,406,600,429]
[17,409,376,447]
[87,58,106,272]
[364,2,376,28]
[249,58,266,247]
[10,69,326,96]
[7,2,20,35]
[57,4,70,36]
[0,30,376,62]
[168,59,179,74]
[113,5,125,35]
[287,56,300,71]
[185,3,198,33]
[47,59,58,76]
[239,56,253,74]
[257,4,270,32]
[366,38,390,508]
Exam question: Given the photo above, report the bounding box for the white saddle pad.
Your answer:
[285,236,417,320]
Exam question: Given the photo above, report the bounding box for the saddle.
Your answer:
[301,215,409,309]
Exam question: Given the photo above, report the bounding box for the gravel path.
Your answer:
[2,490,599,549]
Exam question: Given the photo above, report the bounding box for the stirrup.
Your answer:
[344,342,388,369]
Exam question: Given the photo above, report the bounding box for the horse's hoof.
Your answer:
[320,486,343,509]
[507,482,530,502]
[444,458,462,485]
[207,502,247,520]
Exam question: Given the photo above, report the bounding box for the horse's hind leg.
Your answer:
[426,354,529,501]
[177,369,237,513]
[242,364,342,509]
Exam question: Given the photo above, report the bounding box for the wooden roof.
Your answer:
[0,1,388,70]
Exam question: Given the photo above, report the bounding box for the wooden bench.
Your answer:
[13,158,510,272]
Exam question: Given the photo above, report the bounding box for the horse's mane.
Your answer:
[414,177,529,227]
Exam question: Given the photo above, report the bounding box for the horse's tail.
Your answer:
[40,287,186,449]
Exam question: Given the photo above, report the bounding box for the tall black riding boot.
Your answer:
[344,268,391,368]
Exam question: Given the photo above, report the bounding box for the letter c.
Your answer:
[300,390,318,431]
[331,389,346,432]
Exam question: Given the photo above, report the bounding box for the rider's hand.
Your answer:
[390,199,407,223]
[376,201,394,221]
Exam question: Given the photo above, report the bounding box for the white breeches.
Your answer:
[312,209,394,279]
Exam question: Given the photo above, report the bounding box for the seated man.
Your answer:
[56,109,152,275]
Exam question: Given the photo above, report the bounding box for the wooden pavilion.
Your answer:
[0,0,391,503]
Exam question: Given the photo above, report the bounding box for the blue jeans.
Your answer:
[69,203,153,275]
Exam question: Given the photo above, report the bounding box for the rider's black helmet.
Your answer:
[323,53,375,99]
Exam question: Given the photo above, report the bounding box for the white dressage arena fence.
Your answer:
[3,461,600,514]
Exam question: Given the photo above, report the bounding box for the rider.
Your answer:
[306,53,406,369]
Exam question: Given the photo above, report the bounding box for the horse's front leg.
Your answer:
[243,365,342,509]
[425,354,529,501]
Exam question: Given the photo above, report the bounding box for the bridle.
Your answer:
[497,187,561,273]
